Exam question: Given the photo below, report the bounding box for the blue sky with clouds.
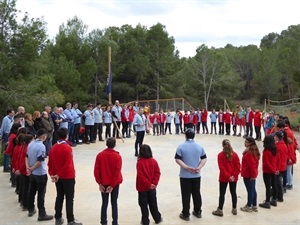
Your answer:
[17,0,300,57]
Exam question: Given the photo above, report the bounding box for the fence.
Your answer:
[127,98,195,112]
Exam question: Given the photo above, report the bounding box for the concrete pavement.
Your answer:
[0,131,299,225]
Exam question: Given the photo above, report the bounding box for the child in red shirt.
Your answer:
[136,144,162,225]
[94,137,123,225]
[259,135,278,209]
[212,140,240,217]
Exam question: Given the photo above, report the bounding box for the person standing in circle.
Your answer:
[175,128,207,221]
[212,139,240,217]
[133,107,147,157]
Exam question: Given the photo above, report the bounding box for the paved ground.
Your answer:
[0,130,299,225]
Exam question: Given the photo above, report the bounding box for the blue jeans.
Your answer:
[175,124,180,134]
[286,165,293,185]
[101,185,119,225]
[68,123,74,142]
[2,133,10,171]
[243,178,257,207]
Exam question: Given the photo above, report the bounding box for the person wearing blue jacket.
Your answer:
[84,103,95,144]
[71,102,82,144]
[64,103,75,144]
[133,107,147,157]
[165,110,173,134]
[103,105,112,139]
[210,109,218,134]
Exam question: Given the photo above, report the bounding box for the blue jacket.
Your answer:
[64,109,74,123]
[71,108,82,124]
[0,115,13,138]
[133,113,146,132]
[84,110,95,126]
[93,107,103,123]
[210,113,218,123]
[103,111,112,124]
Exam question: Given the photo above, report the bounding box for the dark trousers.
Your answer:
[16,175,21,202]
[276,174,284,201]
[232,125,237,135]
[73,123,81,143]
[254,126,261,140]
[281,170,287,188]
[243,178,257,207]
[202,122,208,133]
[85,125,94,142]
[263,173,277,202]
[20,174,30,209]
[52,131,58,145]
[93,123,103,141]
[135,131,145,155]
[43,137,52,156]
[121,122,129,137]
[196,122,201,133]
[225,123,231,135]
[218,182,237,210]
[245,122,253,137]
[55,179,75,223]
[180,177,202,217]
[183,124,189,132]
[219,122,224,134]
[68,123,74,142]
[211,122,216,134]
[101,185,119,225]
[104,123,111,139]
[28,174,48,216]
[165,123,171,134]
[153,124,159,135]
[180,122,183,133]
[138,190,162,225]
[2,134,10,171]
[159,123,165,134]
[113,121,121,138]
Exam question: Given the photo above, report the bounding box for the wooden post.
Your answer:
[108,47,112,105]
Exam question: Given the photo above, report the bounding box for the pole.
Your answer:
[113,119,124,143]
[108,47,112,105]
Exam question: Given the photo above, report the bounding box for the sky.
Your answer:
[16,0,300,58]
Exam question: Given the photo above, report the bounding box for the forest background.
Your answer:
[0,0,300,126]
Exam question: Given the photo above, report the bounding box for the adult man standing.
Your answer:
[26,128,53,221]
[175,128,207,221]
[84,103,95,144]
[133,107,146,157]
[111,100,122,138]
[94,138,123,225]
[71,102,83,145]
[48,128,83,225]
[93,103,104,142]
[244,106,254,138]
[0,109,15,172]
[64,103,75,145]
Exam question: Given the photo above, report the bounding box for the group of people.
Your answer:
[0,101,299,225]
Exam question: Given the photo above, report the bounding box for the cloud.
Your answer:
[16,0,300,57]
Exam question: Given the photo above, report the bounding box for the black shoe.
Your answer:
[259,201,271,209]
[85,141,90,144]
[55,218,64,225]
[286,184,293,190]
[155,217,163,224]
[270,200,277,207]
[277,199,284,202]
[192,211,202,218]
[135,153,138,157]
[99,139,104,142]
[67,221,83,225]
[38,214,54,221]
[179,213,190,221]
[28,209,36,217]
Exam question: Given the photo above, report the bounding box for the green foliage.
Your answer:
[0,0,299,118]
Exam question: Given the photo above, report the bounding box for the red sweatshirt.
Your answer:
[241,150,259,179]
[11,144,22,171]
[217,151,240,182]
[159,113,166,123]
[4,134,16,156]
[149,114,161,124]
[262,149,278,174]
[183,114,189,124]
[276,140,288,172]
[224,113,232,124]
[17,144,29,175]
[48,140,76,179]
[128,109,135,122]
[94,148,123,188]
[284,127,298,165]
[253,111,262,126]
[136,157,161,192]
[201,111,208,122]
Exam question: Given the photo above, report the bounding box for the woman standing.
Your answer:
[103,105,112,139]
[133,107,146,157]
[259,135,278,209]
[240,137,260,212]
[24,113,36,136]
[212,139,240,216]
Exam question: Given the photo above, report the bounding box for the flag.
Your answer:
[106,62,112,96]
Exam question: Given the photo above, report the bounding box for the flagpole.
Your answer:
[108,47,112,105]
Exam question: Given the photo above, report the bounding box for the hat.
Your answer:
[275,131,284,139]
